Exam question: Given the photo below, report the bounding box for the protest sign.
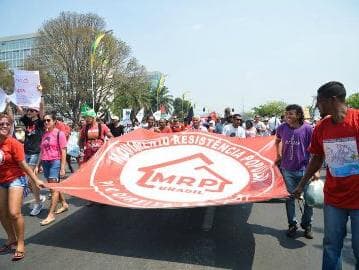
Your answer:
[136,108,144,123]
[48,129,288,208]
[0,88,7,112]
[14,70,41,108]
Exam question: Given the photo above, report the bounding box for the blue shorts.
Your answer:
[0,176,30,197]
[0,175,28,188]
[42,160,61,182]
[25,154,40,166]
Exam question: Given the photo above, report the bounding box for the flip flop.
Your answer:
[40,218,55,226]
[12,250,25,261]
[55,206,69,215]
[0,241,17,253]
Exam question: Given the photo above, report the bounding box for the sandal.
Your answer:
[40,217,55,226]
[0,241,17,253]
[55,206,69,215]
[12,250,25,261]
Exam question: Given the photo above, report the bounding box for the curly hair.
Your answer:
[285,104,304,124]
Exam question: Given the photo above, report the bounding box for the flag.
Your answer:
[157,74,165,94]
[153,110,162,121]
[136,108,144,123]
[90,33,106,68]
[47,130,288,208]
[122,109,132,122]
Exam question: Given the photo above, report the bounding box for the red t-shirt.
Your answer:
[309,108,359,209]
[55,121,71,140]
[0,137,25,184]
[159,126,172,133]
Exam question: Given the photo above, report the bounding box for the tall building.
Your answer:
[0,33,38,69]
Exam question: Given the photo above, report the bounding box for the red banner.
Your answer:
[47,129,288,208]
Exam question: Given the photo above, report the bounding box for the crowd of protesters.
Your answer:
[0,81,357,270]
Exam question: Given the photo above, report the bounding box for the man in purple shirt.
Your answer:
[275,104,318,239]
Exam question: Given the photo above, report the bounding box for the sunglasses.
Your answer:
[27,109,38,113]
[0,122,11,127]
[43,118,52,122]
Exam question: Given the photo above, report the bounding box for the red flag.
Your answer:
[47,129,288,208]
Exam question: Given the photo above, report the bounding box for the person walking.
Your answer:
[18,99,46,216]
[35,112,69,226]
[0,113,44,261]
[294,81,358,270]
[275,104,316,239]
[222,114,245,138]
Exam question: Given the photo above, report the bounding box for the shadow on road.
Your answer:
[25,200,255,269]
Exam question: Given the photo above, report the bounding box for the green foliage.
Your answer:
[0,62,13,92]
[172,97,191,120]
[149,86,173,113]
[346,92,359,108]
[28,11,133,123]
[252,101,287,117]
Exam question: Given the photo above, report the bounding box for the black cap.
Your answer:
[317,81,346,98]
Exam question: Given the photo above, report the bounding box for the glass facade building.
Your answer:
[0,33,38,69]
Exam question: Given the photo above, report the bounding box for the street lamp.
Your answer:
[181,91,190,121]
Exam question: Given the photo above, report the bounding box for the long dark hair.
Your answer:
[285,104,304,124]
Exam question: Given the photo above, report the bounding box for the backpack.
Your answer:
[83,123,104,159]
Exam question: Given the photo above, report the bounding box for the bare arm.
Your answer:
[274,137,282,165]
[60,148,66,177]
[18,160,45,188]
[38,85,45,118]
[106,130,113,139]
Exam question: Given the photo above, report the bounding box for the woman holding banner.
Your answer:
[0,113,44,261]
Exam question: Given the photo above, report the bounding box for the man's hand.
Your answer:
[274,155,282,166]
[292,184,304,199]
[312,171,320,181]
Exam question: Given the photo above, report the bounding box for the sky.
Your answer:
[1,0,358,113]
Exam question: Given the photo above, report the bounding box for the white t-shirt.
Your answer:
[268,117,280,132]
[222,124,245,138]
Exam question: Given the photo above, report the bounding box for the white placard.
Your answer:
[136,108,144,123]
[14,70,41,108]
[0,88,7,112]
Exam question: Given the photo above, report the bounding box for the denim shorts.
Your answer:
[0,175,28,188]
[0,176,30,197]
[42,159,61,182]
[25,154,40,166]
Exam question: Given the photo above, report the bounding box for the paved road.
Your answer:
[0,167,356,270]
[0,195,356,270]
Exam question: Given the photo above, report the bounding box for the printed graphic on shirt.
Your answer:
[284,135,300,161]
[0,149,4,165]
[323,137,359,177]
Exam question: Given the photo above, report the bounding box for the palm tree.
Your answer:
[150,86,173,113]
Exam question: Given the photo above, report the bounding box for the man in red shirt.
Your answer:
[294,81,359,270]
[154,118,172,133]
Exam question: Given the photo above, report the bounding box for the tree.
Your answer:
[111,58,151,118]
[27,11,133,123]
[150,86,173,114]
[252,101,287,117]
[172,97,191,120]
[0,62,13,92]
[346,92,359,108]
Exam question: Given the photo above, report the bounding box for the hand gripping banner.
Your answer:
[47,129,288,208]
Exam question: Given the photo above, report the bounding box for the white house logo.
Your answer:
[0,150,4,165]
[91,133,276,208]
